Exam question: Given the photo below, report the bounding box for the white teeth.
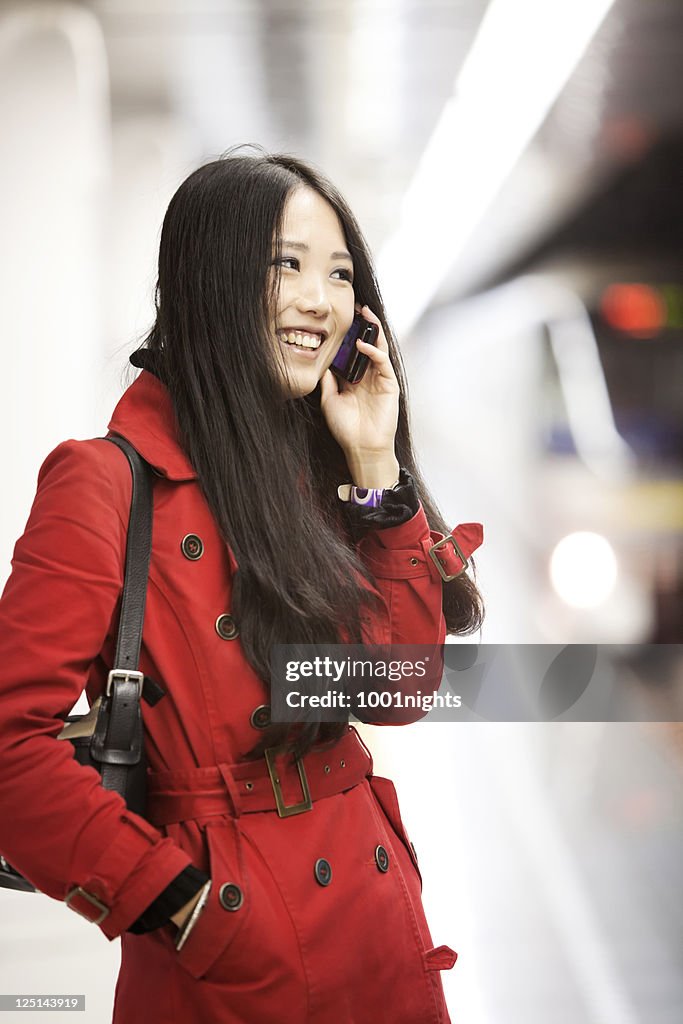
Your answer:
[279,330,322,350]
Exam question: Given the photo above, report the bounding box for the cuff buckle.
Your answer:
[65,886,110,925]
[427,534,469,582]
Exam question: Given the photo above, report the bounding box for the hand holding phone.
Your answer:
[320,304,400,462]
[330,313,379,384]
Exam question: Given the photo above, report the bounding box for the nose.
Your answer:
[294,273,332,316]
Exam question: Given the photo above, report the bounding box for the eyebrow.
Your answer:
[280,240,353,262]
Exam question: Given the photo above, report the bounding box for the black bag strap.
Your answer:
[89,436,155,792]
[105,435,154,675]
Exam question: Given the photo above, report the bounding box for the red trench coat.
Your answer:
[0,370,460,1024]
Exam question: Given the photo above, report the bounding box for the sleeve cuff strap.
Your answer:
[65,813,193,937]
[421,523,484,583]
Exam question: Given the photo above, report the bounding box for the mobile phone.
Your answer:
[330,314,379,384]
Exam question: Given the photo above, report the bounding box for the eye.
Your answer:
[332,268,354,283]
[273,256,299,271]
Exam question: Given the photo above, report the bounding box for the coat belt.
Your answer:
[146,726,374,825]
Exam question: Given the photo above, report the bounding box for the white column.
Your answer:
[0,1,109,584]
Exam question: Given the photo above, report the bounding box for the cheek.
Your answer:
[338,292,355,329]
[269,272,289,319]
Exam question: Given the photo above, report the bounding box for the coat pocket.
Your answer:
[175,818,250,980]
[368,774,422,889]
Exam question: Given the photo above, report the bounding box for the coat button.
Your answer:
[250,704,271,730]
[181,534,204,560]
[218,883,244,911]
[314,858,332,886]
[375,845,390,873]
[215,614,239,640]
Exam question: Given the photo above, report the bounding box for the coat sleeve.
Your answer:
[356,504,447,647]
[353,505,448,725]
[0,439,192,939]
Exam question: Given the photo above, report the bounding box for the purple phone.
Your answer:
[330,314,379,384]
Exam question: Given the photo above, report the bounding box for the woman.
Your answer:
[0,151,483,1023]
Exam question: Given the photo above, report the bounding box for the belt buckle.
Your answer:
[427,534,469,582]
[264,745,313,818]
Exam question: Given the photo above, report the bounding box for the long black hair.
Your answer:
[136,147,483,757]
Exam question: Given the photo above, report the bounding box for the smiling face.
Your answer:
[270,186,356,399]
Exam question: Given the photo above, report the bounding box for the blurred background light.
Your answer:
[378,0,617,335]
[600,283,666,338]
[550,530,619,608]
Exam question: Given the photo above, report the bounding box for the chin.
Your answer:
[284,373,320,400]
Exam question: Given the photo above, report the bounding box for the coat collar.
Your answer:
[107,370,198,481]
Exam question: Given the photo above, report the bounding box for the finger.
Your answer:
[356,337,395,379]
[319,368,340,403]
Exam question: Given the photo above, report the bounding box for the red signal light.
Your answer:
[600,284,665,338]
